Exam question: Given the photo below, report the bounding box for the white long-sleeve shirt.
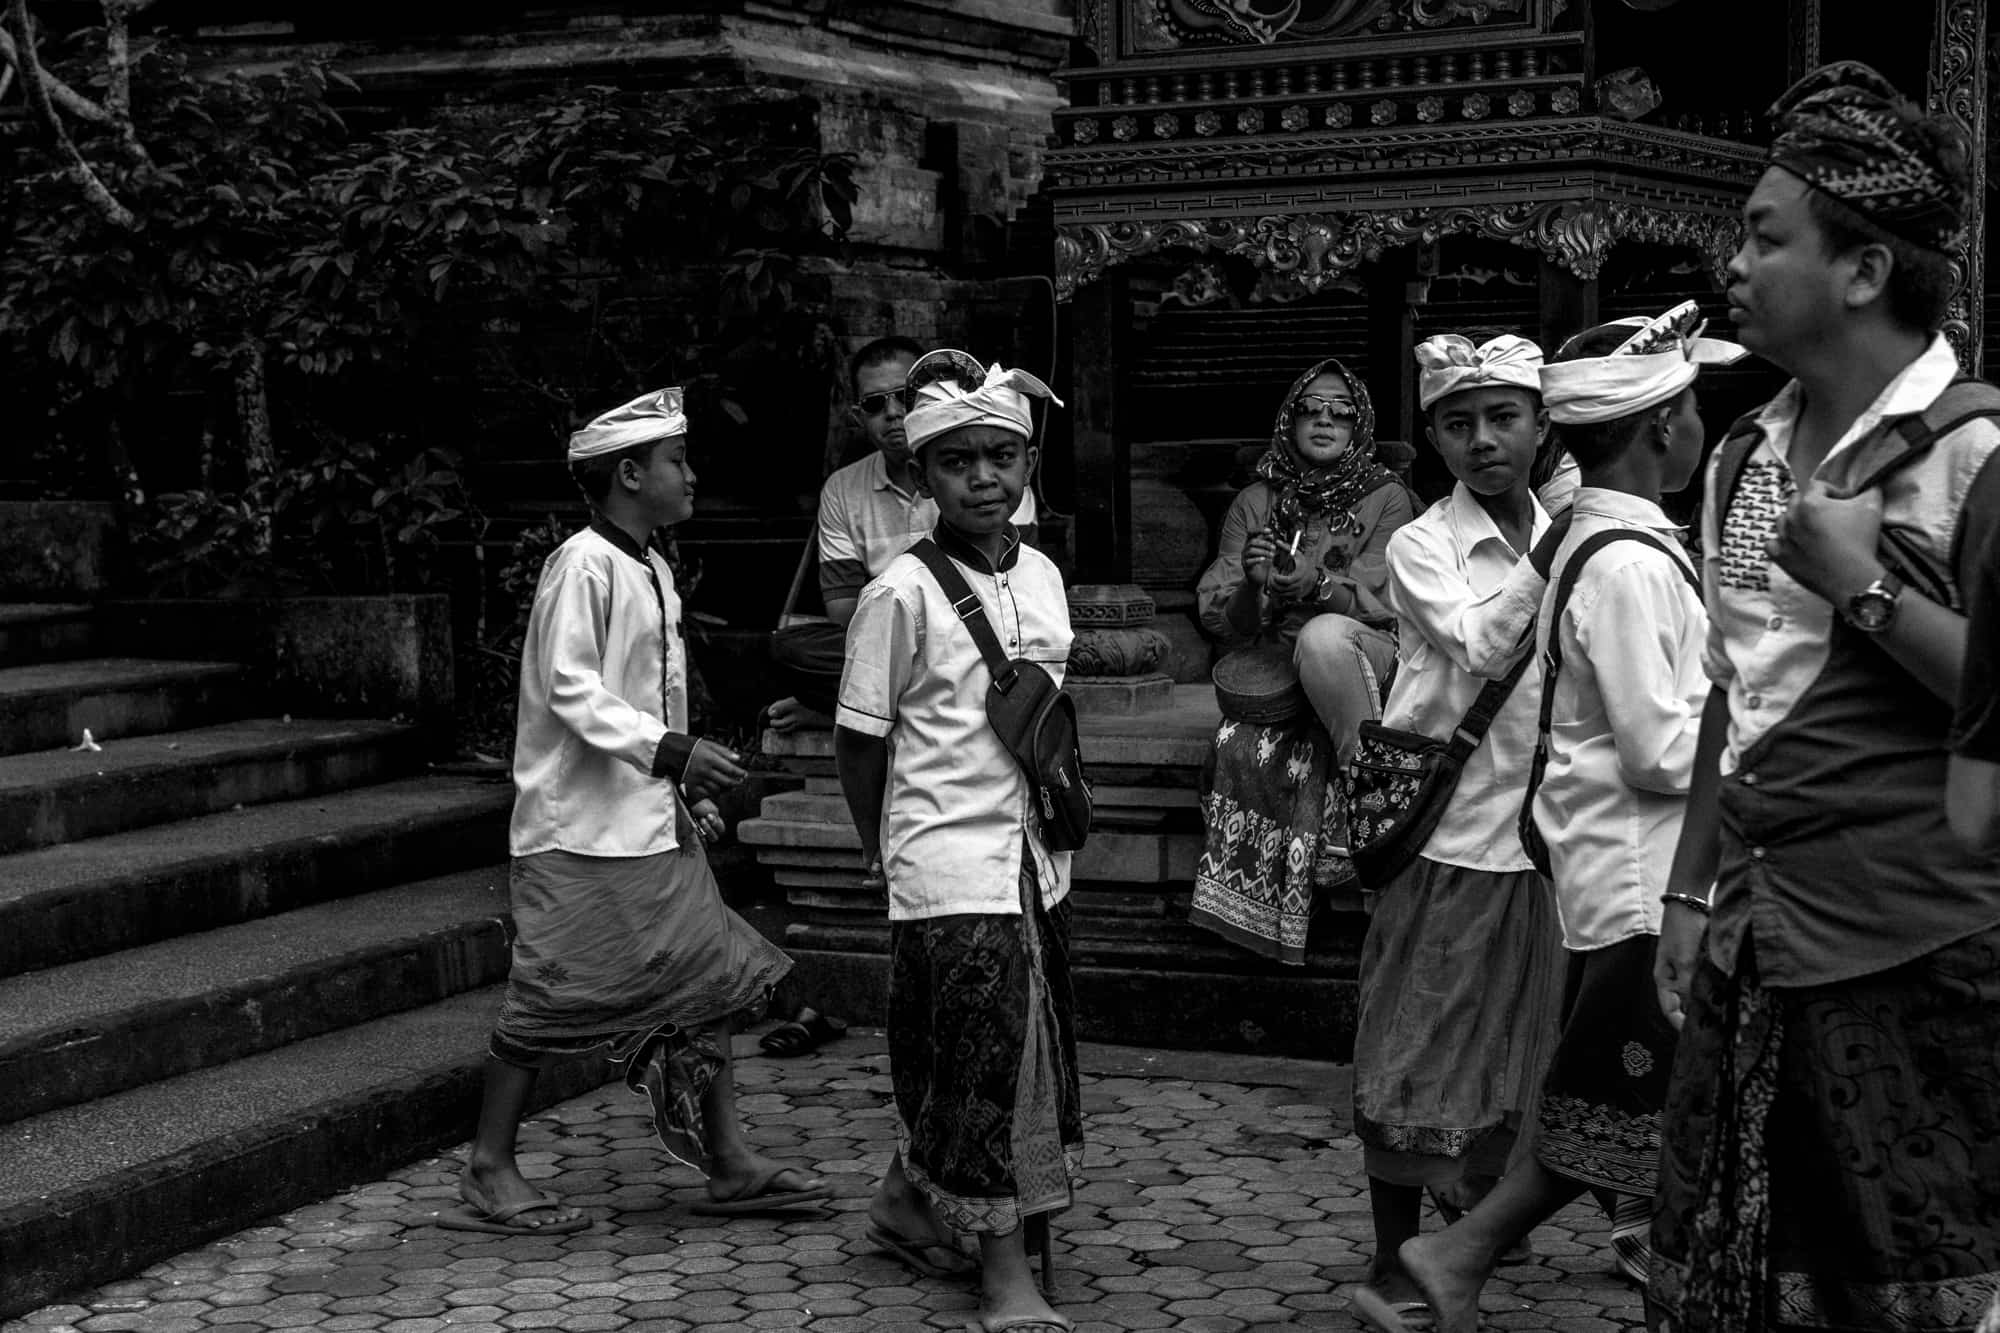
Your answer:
[1532,488,1708,950]
[509,521,688,857]
[1378,483,1551,871]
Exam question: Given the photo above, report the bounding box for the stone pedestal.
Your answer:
[1065,583,1178,717]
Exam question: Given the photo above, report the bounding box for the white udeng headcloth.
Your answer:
[1539,302,1750,426]
[1414,333,1546,410]
[567,387,687,461]
[904,362,1064,452]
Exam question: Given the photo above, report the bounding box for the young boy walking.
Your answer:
[1347,333,1572,1318]
[1653,62,2000,1332]
[445,388,827,1235]
[835,357,1081,1333]
[1369,304,1744,1333]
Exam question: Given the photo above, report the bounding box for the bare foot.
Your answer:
[1400,1231,1487,1333]
[705,1150,825,1204]
[869,1179,954,1249]
[766,697,830,733]
[980,1261,1066,1331]
[460,1159,583,1230]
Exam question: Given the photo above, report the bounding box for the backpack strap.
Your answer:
[907,538,1020,690]
[1520,530,1702,852]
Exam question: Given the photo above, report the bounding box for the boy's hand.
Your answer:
[1242,528,1279,589]
[1653,898,1707,1031]
[689,798,726,843]
[1768,480,1884,604]
[681,738,748,802]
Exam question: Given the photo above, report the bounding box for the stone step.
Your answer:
[0,657,247,756]
[740,812,1199,885]
[0,774,513,978]
[0,718,425,855]
[789,779,1199,816]
[0,867,512,1125]
[0,986,608,1321]
[0,604,97,668]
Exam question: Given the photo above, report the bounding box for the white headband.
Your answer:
[567,387,687,461]
[1414,333,1546,410]
[1539,303,1750,426]
[904,361,1063,451]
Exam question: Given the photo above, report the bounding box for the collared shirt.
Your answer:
[1379,482,1551,871]
[818,450,1039,603]
[510,520,688,858]
[1533,488,1708,950]
[835,523,1074,921]
[1700,334,2000,985]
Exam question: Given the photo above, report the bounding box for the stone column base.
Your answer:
[1067,671,1176,716]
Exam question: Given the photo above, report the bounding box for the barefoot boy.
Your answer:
[1384,304,1744,1333]
[835,356,1081,1333]
[447,388,827,1235]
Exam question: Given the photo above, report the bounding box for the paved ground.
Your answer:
[4,1031,1643,1333]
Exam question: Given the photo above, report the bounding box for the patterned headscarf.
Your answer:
[1253,358,1393,539]
[1769,60,1971,254]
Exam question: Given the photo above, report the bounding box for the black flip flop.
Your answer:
[759,1007,849,1058]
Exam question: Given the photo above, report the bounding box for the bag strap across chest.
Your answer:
[1533,531,1702,741]
[907,538,1023,692]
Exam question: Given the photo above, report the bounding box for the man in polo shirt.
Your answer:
[767,336,1040,733]
[1651,62,2000,1333]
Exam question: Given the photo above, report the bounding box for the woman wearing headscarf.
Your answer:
[1189,358,1415,964]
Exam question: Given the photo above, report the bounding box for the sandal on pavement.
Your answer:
[966,1316,1074,1332]
[688,1162,833,1215]
[758,1007,849,1058]
[436,1189,589,1236]
[867,1221,978,1279]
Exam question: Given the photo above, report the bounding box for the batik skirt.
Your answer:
[1352,857,1564,1186]
[491,836,793,1175]
[1189,715,1353,965]
[888,857,1084,1236]
[1652,923,2000,1333]
[1535,932,1677,1196]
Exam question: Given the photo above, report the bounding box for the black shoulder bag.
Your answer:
[1517,530,1703,879]
[908,539,1093,851]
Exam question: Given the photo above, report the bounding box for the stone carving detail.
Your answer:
[1068,627,1175,677]
[1408,0,1525,26]
[1055,200,1745,297]
[1927,0,1987,372]
[1785,0,1821,84]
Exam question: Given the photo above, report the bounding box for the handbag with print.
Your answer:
[1344,648,1530,888]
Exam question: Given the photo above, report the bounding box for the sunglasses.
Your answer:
[906,348,987,395]
[1291,394,1358,419]
[856,388,915,417]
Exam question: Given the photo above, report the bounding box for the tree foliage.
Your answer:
[0,13,857,596]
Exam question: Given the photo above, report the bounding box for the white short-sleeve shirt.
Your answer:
[835,524,1073,920]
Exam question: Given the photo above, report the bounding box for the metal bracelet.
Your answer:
[1660,891,1711,916]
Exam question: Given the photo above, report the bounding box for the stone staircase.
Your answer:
[0,605,598,1318]
[740,685,1366,1060]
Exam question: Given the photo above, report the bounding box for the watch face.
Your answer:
[1848,589,1895,632]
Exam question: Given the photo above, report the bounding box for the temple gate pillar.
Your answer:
[1928,0,1987,373]
[1070,269,1133,583]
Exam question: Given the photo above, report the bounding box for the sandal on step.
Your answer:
[758,1007,849,1058]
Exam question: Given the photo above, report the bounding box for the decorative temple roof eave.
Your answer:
[1047,119,1766,298]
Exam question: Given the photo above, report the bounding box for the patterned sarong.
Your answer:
[1189,715,1353,964]
[1653,924,2000,1332]
[888,853,1083,1235]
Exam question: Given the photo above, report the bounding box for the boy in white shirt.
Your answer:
[835,357,1079,1333]
[1380,306,1743,1333]
[1346,333,1573,1322]
[445,389,827,1236]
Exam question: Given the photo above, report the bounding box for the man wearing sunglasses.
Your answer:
[768,338,1040,734]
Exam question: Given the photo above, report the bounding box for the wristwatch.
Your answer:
[1843,570,1904,633]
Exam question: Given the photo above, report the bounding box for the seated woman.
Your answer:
[1189,359,1415,965]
